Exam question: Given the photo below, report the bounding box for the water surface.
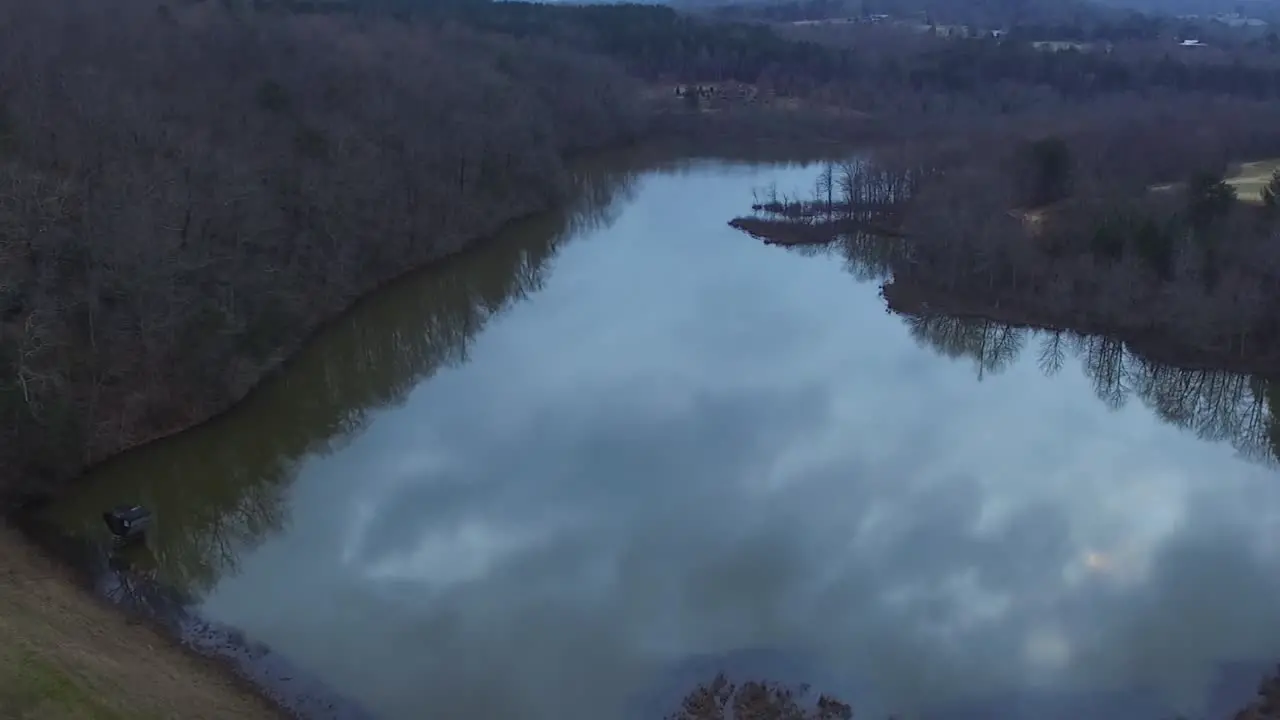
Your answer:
[47,158,1280,719]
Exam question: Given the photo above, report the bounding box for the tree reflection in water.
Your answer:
[736,168,1280,469]
[759,218,1280,469]
[42,160,640,598]
[898,313,1280,467]
[99,541,189,620]
[703,176,1280,720]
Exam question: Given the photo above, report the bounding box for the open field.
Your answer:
[0,528,282,720]
[1149,157,1280,204]
[1225,158,1280,203]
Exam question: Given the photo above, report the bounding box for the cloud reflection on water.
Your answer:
[58,162,1280,720]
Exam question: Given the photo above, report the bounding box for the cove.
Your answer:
[36,155,1280,720]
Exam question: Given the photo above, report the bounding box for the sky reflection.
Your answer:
[80,163,1280,720]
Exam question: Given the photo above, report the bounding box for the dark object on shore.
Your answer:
[103,505,152,543]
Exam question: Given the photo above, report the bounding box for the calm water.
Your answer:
[45,158,1280,720]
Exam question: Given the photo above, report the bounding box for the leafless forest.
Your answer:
[668,674,853,719]
[0,0,645,498]
[885,121,1280,377]
[665,668,1280,719]
[11,0,1280,508]
[732,95,1280,385]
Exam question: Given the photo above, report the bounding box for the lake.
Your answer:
[41,156,1280,720]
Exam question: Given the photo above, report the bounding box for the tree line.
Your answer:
[877,113,1280,377]
[265,0,863,86]
[734,149,1280,467]
[729,88,1280,374]
[662,665,1280,718]
[0,0,645,499]
[214,0,1280,134]
[49,159,638,599]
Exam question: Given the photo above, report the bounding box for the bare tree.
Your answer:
[0,0,645,499]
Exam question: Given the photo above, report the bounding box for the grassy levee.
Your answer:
[0,529,281,719]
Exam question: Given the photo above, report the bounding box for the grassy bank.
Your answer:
[0,529,281,720]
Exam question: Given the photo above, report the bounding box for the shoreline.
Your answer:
[6,205,543,508]
[11,136,1280,719]
[7,510,372,719]
[0,169,592,715]
[0,148,601,717]
[0,230,541,719]
[0,524,289,719]
[880,278,1280,379]
[0,136,850,719]
[3,131,853,513]
[725,203,1280,380]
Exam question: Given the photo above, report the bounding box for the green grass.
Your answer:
[0,647,132,720]
[0,528,281,720]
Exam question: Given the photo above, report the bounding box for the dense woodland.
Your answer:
[0,0,645,498]
[195,0,1280,144]
[4,0,1280,492]
[44,159,641,598]
[250,0,1280,110]
[733,103,1280,396]
[879,122,1280,371]
[6,0,1280,501]
[468,3,1280,111]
